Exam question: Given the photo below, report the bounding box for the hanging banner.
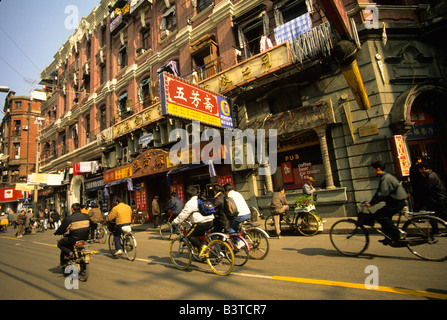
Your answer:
[389,135,410,178]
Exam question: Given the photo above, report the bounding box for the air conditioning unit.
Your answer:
[231,144,255,171]
[22,126,28,130]
[122,146,130,164]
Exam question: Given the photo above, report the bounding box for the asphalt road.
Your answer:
[1,222,446,304]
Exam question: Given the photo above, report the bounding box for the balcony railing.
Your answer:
[287,21,336,65]
[182,57,223,84]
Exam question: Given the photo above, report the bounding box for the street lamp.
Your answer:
[0,86,9,93]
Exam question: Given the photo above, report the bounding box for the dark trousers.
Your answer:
[186,221,213,250]
[374,200,406,240]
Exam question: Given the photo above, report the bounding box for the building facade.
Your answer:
[0,91,42,212]
[37,0,447,219]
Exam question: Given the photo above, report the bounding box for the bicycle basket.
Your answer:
[357,212,375,227]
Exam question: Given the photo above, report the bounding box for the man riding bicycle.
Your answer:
[172,186,214,257]
[366,161,408,244]
[106,198,132,255]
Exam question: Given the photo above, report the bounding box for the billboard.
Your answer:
[160,72,234,129]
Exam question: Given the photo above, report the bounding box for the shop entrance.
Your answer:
[407,139,447,184]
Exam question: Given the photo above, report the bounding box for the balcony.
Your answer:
[182,57,223,84]
[200,21,336,94]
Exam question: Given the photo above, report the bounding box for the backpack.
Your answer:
[224,196,239,218]
[197,197,216,216]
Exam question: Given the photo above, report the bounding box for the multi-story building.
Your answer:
[37,0,447,220]
[0,90,42,212]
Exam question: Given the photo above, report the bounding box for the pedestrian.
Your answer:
[223,183,251,235]
[409,156,424,211]
[417,161,447,221]
[152,196,161,228]
[366,161,408,244]
[88,203,103,240]
[172,186,214,257]
[81,204,89,214]
[106,198,132,256]
[15,209,26,238]
[43,208,50,230]
[164,192,183,222]
[37,209,45,230]
[270,186,290,239]
[51,209,61,230]
[54,203,91,266]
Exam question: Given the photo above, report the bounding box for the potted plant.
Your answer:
[294,195,324,230]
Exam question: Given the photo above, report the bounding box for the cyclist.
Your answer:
[224,183,251,235]
[172,186,214,257]
[270,186,290,238]
[164,192,183,222]
[106,198,132,255]
[366,161,407,244]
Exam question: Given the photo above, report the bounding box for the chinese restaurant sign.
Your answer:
[160,73,234,129]
[389,135,410,178]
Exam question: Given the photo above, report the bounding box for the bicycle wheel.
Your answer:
[108,234,118,258]
[169,237,192,270]
[330,219,369,257]
[245,228,269,260]
[296,211,319,236]
[205,239,234,276]
[402,215,447,261]
[159,222,173,240]
[97,226,107,244]
[123,233,137,261]
[264,215,280,237]
[229,236,249,266]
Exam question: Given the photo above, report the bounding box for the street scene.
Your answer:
[1,0,447,303]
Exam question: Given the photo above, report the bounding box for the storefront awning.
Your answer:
[166,161,216,185]
[104,178,133,197]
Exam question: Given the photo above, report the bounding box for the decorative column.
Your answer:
[314,125,335,189]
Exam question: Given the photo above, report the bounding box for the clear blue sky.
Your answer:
[0,0,100,114]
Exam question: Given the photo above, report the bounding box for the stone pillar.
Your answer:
[314,125,335,189]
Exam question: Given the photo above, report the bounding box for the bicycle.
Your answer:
[329,201,447,261]
[265,205,320,237]
[107,223,137,261]
[91,221,108,244]
[132,210,145,224]
[169,230,235,276]
[240,221,270,260]
[209,231,250,266]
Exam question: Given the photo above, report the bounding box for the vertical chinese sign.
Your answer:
[389,135,410,178]
[160,72,234,129]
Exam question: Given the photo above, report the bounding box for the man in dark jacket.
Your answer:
[418,161,447,221]
[164,192,183,221]
[54,203,90,265]
[211,185,229,233]
[366,161,408,243]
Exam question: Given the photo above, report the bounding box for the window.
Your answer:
[238,15,268,60]
[141,27,151,50]
[118,44,128,69]
[138,77,151,107]
[86,40,91,60]
[275,0,308,25]
[100,105,107,131]
[160,6,176,39]
[85,115,91,143]
[100,64,107,84]
[191,40,220,81]
[101,26,107,47]
[13,142,20,159]
[13,120,21,135]
[15,101,22,109]
[197,0,212,13]
[117,91,129,118]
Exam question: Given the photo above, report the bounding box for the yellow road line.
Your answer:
[272,275,447,300]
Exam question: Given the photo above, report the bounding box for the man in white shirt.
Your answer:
[223,184,251,234]
[172,186,214,256]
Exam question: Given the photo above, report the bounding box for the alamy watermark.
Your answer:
[169,121,278,175]
[65,5,80,30]
[364,6,379,30]
[64,265,79,290]
[364,265,379,290]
